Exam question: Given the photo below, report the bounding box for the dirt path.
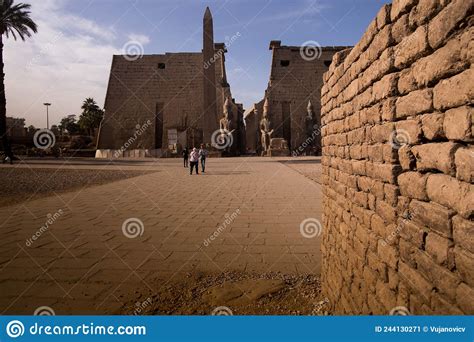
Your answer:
[119,271,329,315]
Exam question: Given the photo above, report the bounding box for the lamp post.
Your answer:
[43,103,51,129]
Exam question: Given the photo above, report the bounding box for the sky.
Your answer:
[5,0,388,128]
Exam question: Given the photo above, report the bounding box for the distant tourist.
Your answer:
[182,147,189,168]
[189,147,199,175]
[199,144,209,173]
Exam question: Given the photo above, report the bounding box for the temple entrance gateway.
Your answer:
[281,101,291,150]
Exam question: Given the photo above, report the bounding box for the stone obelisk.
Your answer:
[202,6,217,143]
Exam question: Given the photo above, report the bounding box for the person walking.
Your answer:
[189,147,199,175]
[199,144,208,173]
[182,147,189,168]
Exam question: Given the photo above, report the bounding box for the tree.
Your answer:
[0,0,37,161]
[59,114,79,135]
[26,124,36,134]
[50,124,59,136]
[78,98,103,136]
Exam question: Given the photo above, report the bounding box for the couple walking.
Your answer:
[183,144,208,175]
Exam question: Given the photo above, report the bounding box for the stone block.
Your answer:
[391,14,412,44]
[398,68,417,95]
[398,171,428,200]
[428,0,474,49]
[421,113,444,140]
[399,261,433,303]
[415,249,460,301]
[453,215,474,254]
[394,25,429,69]
[396,88,433,119]
[409,0,442,28]
[381,97,397,122]
[454,247,474,287]
[395,118,422,145]
[399,237,415,266]
[376,280,397,311]
[391,0,417,21]
[370,122,394,143]
[366,103,382,124]
[410,199,454,238]
[426,173,474,218]
[371,213,386,239]
[399,220,426,249]
[456,283,474,314]
[398,145,415,170]
[433,68,474,110]
[365,25,393,68]
[371,163,402,184]
[384,183,399,207]
[431,293,464,315]
[372,73,398,103]
[382,143,398,163]
[376,200,397,223]
[377,4,392,29]
[413,28,471,87]
[377,239,399,269]
[454,146,474,183]
[412,142,460,175]
[425,231,452,265]
[443,106,472,141]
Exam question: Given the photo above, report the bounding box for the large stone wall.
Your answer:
[245,43,348,154]
[321,0,473,314]
[97,52,229,152]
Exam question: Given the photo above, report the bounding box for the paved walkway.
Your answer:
[0,157,322,314]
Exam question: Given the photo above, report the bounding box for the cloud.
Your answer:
[228,67,245,77]
[127,34,151,45]
[246,0,326,25]
[4,0,149,128]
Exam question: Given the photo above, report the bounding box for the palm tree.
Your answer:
[78,98,104,136]
[0,0,37,162]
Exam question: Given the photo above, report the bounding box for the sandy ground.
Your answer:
[119,271,329,315]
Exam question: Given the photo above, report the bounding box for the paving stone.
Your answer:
[0,158,322,314]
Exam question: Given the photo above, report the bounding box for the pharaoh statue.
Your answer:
[259,98,274,155]
[219,96,235,134]
[305,99,315,139]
